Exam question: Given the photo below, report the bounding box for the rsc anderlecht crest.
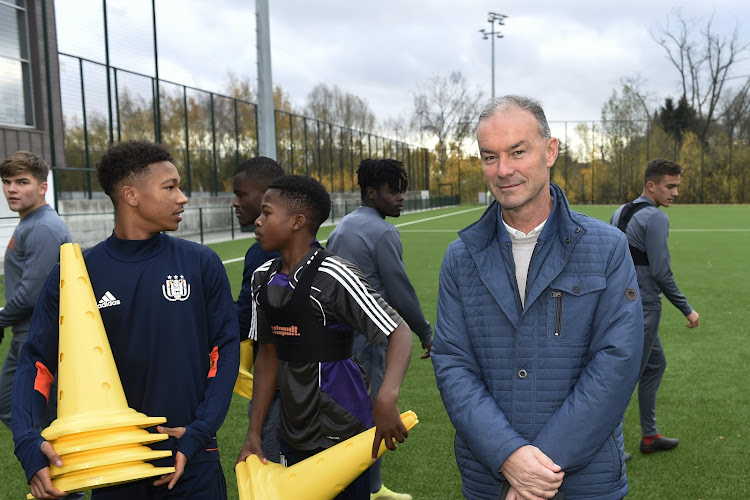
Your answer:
[162,274,191,302]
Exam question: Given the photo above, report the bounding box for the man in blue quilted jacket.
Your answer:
[432,95,643,500]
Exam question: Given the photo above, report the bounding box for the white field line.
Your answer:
[221,206,485,266]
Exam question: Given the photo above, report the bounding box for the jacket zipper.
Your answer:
[551,290,562,336]
[613,432,623,478]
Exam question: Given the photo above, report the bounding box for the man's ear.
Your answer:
[121,184,139,207]
[366,186,377,200]
[292,213,307,231]
[645,180,655,194]
[39,181,48,196]
[545,137,559,168]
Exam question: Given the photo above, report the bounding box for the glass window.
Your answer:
[0,0,34,127]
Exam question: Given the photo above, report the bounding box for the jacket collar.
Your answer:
[457,184,585,323]
[459,184,581,251]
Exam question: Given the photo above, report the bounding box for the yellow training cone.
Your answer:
[236,410,418,500]
[43,243,166,440]
[233,339,254,399]
[28,243,175,498]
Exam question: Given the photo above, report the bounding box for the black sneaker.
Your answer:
[640,436,679,454]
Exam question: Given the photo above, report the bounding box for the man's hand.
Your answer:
[236,431,267,465]
[685,310,700,328]
[504,487,522,500]
[153,426,187,490]
[500,445,564,500]
[371,396,408,460]
[420,341,432,359]
[29,441,67,499]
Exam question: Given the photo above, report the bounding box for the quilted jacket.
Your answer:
[432,184,643,500]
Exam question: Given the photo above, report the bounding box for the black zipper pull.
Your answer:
[551,290,562,336]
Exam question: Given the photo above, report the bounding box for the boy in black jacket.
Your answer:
[237,175,412,500]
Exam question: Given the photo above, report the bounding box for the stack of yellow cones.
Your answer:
[236,410,419,500]
[28,243,175,498]
[233,339,254,399]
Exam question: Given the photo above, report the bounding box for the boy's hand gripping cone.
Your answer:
[29,243,175,497]
[235,410,418,500]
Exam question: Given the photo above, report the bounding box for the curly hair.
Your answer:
[356,158,408,198]
[267,175,331,231]
[644,158,683,186]
[0,151,49,183]
[233,156,284,183]
[96,141,173,199]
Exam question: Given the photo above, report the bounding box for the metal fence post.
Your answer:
[79,58,92,199]
[199,207,204,244]
[210,93,218,196]
[183,85,192,196]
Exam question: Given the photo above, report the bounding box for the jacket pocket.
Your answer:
[547,275,606,345]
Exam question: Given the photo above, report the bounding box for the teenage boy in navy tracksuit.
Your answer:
[12,140,239,500]
[231,156,283,463]
[236,175,413,500]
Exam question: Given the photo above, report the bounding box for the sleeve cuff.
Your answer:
[493,437,532,480]
[14,431,48,483]
[176,426,209,462]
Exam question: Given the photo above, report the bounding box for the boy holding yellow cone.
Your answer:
[236,175,413,500]
[12,141,239,499]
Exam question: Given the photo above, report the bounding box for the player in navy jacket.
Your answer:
[12,141,239,500]
[231,156,283,463]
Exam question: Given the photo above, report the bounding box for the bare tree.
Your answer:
[651,10,750,142]
[720,76,750,140]
[304,83,376,131]
[411,71,484,172]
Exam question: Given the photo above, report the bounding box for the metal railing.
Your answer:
[55,53,430,202]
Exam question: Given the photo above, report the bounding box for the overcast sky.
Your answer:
[55,0,750,141]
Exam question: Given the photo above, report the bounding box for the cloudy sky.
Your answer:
[55,0,750,140]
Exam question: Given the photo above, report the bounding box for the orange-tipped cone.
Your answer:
[235,410,418,500]
[233,339,254,399]
[28,243,175,498]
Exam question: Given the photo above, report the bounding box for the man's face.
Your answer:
[131,161,188,233]
[477,107,558,214]
[2,172,47,218]
[368,183,405,218]
[232,173,267,227]
[648,174,681,208]
[254,189,295,252]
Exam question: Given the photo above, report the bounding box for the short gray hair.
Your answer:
[477,95,551,140]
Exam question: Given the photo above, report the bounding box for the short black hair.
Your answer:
[233,156,284,183]
[644,158,683,186]
[267,175,331,231]
[356,158,408,198]
[97,141,173,200]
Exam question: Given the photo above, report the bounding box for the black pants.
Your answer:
[90,460,227,500]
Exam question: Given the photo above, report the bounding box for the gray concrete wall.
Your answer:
[0,189,434,270]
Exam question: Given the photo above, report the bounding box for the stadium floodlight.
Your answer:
[479,12,509,99]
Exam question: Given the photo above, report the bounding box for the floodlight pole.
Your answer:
[479,12,508,100]
[257,0,277,160]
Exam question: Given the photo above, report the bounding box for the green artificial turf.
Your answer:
[1,203,748,499]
